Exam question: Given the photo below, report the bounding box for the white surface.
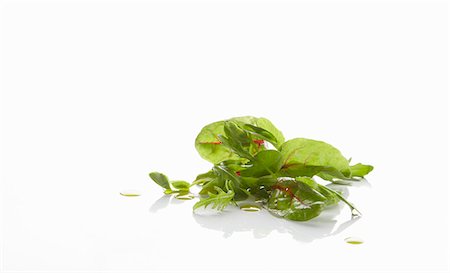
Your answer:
[1,1,449,272]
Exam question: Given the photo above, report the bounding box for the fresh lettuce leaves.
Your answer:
[149,116,373,221]
[193,182,235,211]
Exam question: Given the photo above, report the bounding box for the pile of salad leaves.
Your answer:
[149,116,373,221]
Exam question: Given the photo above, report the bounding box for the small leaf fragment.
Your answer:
[149,172,170,189]
[349,163,374,178]
[120,190,141,197]
[170,180,191,191]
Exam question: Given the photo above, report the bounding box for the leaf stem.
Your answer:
[320,185,362,217]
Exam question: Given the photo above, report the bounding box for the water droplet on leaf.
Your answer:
[175,192,195,200]
[239,204,261,212]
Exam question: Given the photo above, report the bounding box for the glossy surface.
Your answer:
[120,190,142,197]
[239,204,262,212]
[345,237,364,245]
[1,1,448,272]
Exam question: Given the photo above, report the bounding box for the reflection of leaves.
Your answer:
[149,195,171,213]
[193,205,358,242]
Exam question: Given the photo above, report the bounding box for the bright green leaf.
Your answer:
[350,163,374,178]
[192,170,216,185]
[280,138,351,179]
[170,180,191,190]
[149,172,170,190]
[194,120,239,164]
[254,117,285,149]
[193,185,235,211]
[194,116,283,163]
[241,123,278,147]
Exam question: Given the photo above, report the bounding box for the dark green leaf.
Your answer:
[316,184,340,206]
[240,150,283,177]
[217,134,254,161]
[224,121,251,147]
[199,177,224,195]
[242,123,278,147]
[266,177,327,221]
[317,184,361,216]
[279,164,324,177]
[214,164,249,201]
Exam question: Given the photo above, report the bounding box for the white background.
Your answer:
[1,0,449,272]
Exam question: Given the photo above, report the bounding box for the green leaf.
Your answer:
[299,178,341,206]
[223,121,251,147]
[280,138,351,178]
[194,116,284,163]
[164,189,173,194]
[254,117,285,149]
[241,123,278,148]
[192,170,217,185]
[199,178,224,195]
[256,176,278,187]
[240,150,283,177]
[170,180,191,191]
[193,184,235,211]
[316,167,350,181]
[149,172,170,190]
[214,164,249,201]
[150,116,372,222]
[266,177,327,221]
[316,184,340,206]
[217,134,254,161]
[317,184,362,216]
[194,116,257,164]
[349,163,374,178]
[194,120,239,164]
